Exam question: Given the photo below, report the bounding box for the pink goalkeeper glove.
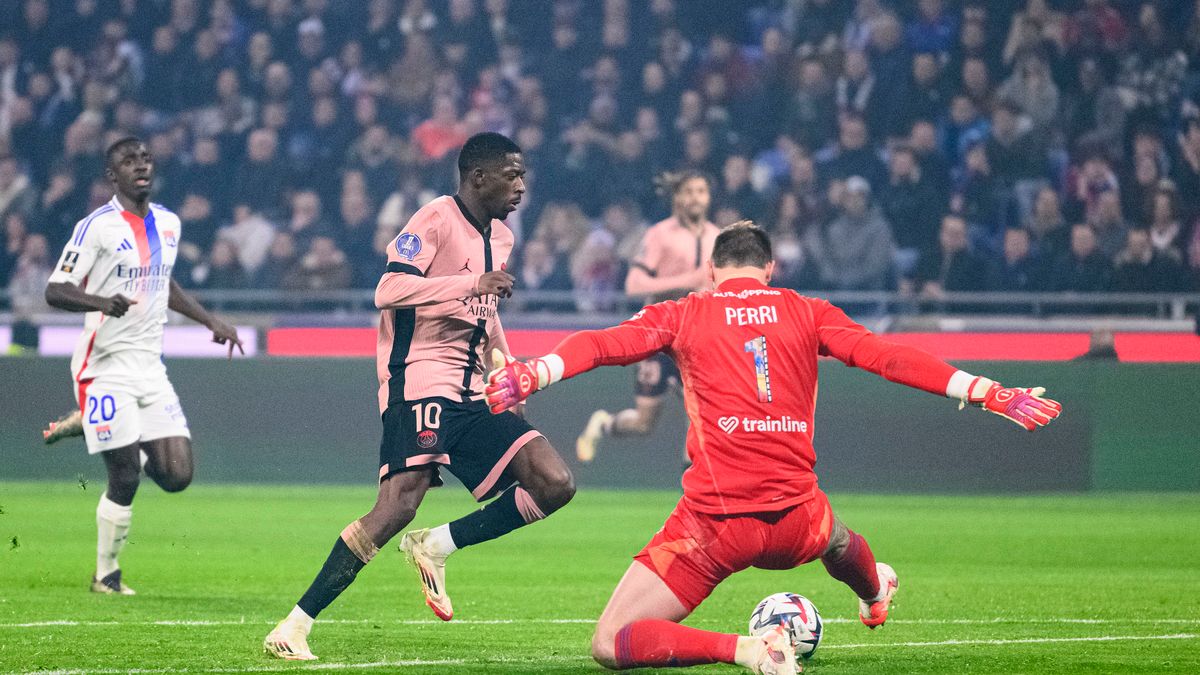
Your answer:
[485,350,555,414]
[963,377,1062,431]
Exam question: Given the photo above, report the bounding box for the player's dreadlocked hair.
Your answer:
[652,169,713,201]
[105,136,145,167]
[711,222,773,269]
[457,132,522,176]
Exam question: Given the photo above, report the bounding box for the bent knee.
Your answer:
[156,470,192,493]
[590,628,620,670]
[534,469,575,512]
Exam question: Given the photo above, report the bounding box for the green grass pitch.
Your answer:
[1,482,1198,673]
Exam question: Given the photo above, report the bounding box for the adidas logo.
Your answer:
[117,239,133,252]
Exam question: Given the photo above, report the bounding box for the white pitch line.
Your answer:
[825,633,1200,650]
[8,635,1199,674]
[3,617,1198,629]
[6,659,467,675]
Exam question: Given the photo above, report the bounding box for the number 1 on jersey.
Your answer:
[743,336,772,403]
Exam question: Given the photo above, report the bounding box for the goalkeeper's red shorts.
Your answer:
[633,491,834,612]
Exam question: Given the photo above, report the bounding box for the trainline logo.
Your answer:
[716,415,808,434]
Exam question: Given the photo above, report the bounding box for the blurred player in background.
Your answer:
[487,225,1061,673]
[43,137,244,595]
[575,171,719,463]
[264,133,576,661]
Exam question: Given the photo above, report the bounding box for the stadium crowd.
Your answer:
[2,0,1200,314]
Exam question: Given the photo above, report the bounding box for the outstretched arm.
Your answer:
[168,278,244,358]
[485,302,681,413]
[815,300,1061,430]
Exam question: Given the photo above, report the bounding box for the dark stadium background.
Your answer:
[1,0,1198,490]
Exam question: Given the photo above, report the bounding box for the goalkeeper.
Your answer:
[484,224,1060,674]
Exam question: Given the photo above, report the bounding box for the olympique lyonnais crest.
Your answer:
[396,232,422,261]
[96,425,112,442]
[163,230,178,247]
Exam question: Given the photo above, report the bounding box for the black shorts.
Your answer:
[634,352,681,398]
[379,396,543,502]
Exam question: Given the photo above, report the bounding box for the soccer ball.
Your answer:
[748,592,823,660]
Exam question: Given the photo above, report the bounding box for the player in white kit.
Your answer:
[44,137,243,595]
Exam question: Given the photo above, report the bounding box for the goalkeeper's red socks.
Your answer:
[821,529,881,601]
[614,620,738,668]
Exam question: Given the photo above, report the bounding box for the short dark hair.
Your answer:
[653,169,712,200]
[105,136,144,166]
[711,224,772,269]
[457,132,521,175]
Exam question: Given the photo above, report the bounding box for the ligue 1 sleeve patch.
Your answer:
[396,232,422,261]
[60,251,80,273]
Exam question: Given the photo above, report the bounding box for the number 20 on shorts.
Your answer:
[87,395,116,424]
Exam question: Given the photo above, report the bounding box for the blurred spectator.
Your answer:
[804,176,895,291]
[1050,224,1112,292]
[6,231,51,351]
[953,142,1007,233]
[985,101,1044,186]
[912,215,990,297]
[197,239,249,289]
[890,53,947,138]
[1115,4,1187,116]
[1087,191,1130,260]
[990,227,1043,292]
[880,145,941,277]
[7,232,51,315]
[996,54,1059,133]
[257,231,299,289]
[1061,57,1125,155]
[232,128,287,217]
[512,238,572,312]
[283,235,352,290]
[216,205,275,277]
[719,154,765,224]
[0,157,36,223]
[338,190,384,287]
[834,50,884,136]
[412,95,468,162]
[178,193,218,253]
[1113,228,1187,292]
[1124,153,1163,227]
[2,211,30,285]
[1025,186,1070,264]
[940,95,990,166]
[286,190,328,241]
[1064,0,1128,56]
[785,59,837,152]
[906,0,958,57]
[1148,185,1185,257]
[817,113,886,189]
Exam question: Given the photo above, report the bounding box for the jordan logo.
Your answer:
[460,259,472,272]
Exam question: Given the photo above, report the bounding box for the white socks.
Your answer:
[424,524,458,558]
[96,494,133,579]
[287,605,315,633]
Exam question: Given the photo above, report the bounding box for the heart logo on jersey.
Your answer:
[717,416,739,434]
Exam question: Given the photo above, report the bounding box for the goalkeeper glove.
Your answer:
[961,376,1062,431]
[485,350,558,414]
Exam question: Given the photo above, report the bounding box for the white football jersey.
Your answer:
[48,196,183,379]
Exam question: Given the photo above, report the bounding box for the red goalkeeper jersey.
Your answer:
[552,277,957,515]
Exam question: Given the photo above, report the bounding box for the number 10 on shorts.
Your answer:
[411,402,443,431]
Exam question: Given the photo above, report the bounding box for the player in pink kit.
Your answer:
[265,133,575,661]
[44,137,243,595]
[487,225,1061,673]
[576,171,719,463]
